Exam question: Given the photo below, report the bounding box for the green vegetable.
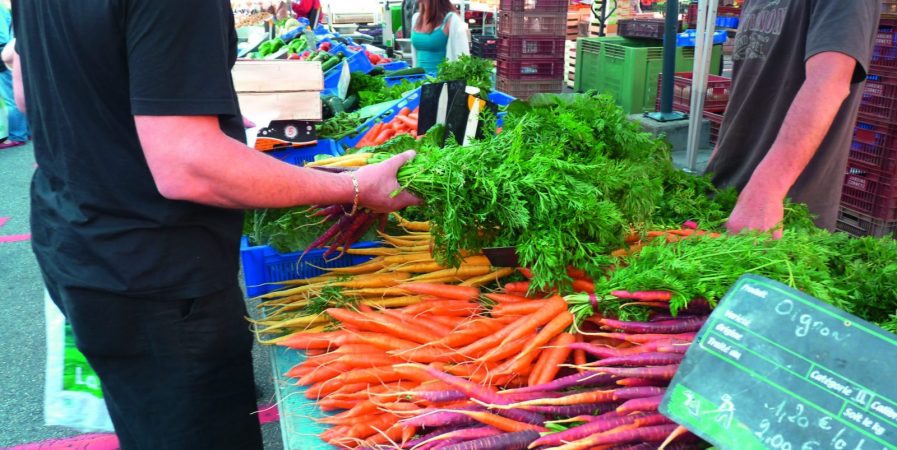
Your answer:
[436,55,494,93]
[367,92,734,291]
[348,72,429,108]
[315,112,367,140]
[386,67,426,77]
[571,229,897,330]
[321,55,341,72]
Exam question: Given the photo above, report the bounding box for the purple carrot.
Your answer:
[323,212,371,258]
[406,389,469,404]
[304,212,354,255]
[404,425,469,448]
[597,316,707,334]
[337,211,377,251]
[500,372,617,395]
[587,365,680,381]
[309,204,345,218]
[678,298,712,315]
[419,365,510,405]
[528,412,656,448]
[568,342,624,358]
[616,394,667,414]
[614,443,696,450]
[500,391,566,402]
[399,405,483,428]
[418,438,464,450]
[593,332,697,344]
[558,423,680,448]
[378,213,388,234]
[649,314,677,322]
[656,342,692,354]
[525,402,618,417]
[509,387,665,408]
[416,426,501,448]
[492,408,547,426]
[309,165,358,173]
[610,290,672,302]
[593,352,684,367]
[615,377,669,387]
[441,430,541,450]
[682,220,698,230]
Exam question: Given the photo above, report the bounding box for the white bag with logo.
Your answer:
[44,290,114,432]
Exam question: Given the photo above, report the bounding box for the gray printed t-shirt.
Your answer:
[704,0,879,230]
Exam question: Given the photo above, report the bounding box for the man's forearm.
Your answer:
[745,54,854,201]
[138,118,355,209]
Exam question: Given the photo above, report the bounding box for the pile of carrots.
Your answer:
[249,224,723,449]
[269,277,707,449]
[354,106,419,149]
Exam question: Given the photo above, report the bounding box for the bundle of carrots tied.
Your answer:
[253,224,716,449]
[355,106,419,149]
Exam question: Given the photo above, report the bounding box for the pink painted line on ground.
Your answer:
[5,433,119,450]
[257,403,280,424]
[0,233,30,243]
[0,216,9,228]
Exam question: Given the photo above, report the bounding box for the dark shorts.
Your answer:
[43,279,264,450]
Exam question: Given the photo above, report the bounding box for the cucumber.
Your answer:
[368,66,386,76]
[321,55,341,72]
[323,95,345,115]
[385,67,426,77]
[342,95,358,112]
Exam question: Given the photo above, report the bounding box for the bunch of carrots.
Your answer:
[269,276,708,449]
[355,106,419,149]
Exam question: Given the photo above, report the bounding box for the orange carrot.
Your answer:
[398,283,480,301]
[503,281,531,294]
[451,410,547,432]
[536,332,577,385]
[473,297,567,361]
[499,312,574,373]
[491,300,548,317]
[572,279,595,294]
[573,334,588,373]
[484,293,530,304]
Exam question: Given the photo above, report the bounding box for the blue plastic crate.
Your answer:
[384,74,428,87]
[322,50,375,97]
[715,16,739,29]
[676,29,728,47]
[241,237,381,297]
[266,139,342,166]
[340,88,422,148]
[488,90,516,128]
[378,61,410,71]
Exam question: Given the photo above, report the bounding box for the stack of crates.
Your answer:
[472,35,498,59]
[496,0,568,99]
[574,36,723,115]
[837,15,897,237]
[653,72,732,145]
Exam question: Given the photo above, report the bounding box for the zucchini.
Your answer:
[385,67,426,77]
[368,66,386,76]
[321,55,341,72]
[342,95,358,112]
[323,95,346,115]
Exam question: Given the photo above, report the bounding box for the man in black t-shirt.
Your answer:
[705,0,879,234]
[11,1,418,448]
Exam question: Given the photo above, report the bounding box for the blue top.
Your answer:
[410,14,451,72]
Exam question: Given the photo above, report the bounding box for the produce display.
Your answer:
[233,35,897,448]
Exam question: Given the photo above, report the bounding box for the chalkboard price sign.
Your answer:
[660,274,897,450]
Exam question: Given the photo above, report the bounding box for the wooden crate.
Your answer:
[232,60,323,121]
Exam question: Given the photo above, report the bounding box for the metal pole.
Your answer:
[658,0,680,114]
[645,0,686,122]
[685,0,718,173]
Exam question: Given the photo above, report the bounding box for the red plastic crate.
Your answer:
[836,206,897,237]
[618,19,667,40]
[704,111,724,145]
[496,76,564,99]
[840,165,897,221]
[884,1,897,17]
[849,114,897,174]
[876,19,897,47]
[497,37,565,60]
[654,72,732,113]
[498,11,568,37]
[497,58,566,79]
[499,0,568,12]
[858,71,897,122]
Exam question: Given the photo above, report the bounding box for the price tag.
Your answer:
[661,274,897,450]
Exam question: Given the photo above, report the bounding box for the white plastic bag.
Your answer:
[43,290,114,432]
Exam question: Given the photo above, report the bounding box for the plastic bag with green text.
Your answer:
[43,290,114,432]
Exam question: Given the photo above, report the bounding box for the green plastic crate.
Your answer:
[574,36,723,114]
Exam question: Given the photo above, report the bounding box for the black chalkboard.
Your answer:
[660,274,897,450]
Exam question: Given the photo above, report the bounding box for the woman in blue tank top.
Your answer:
[410,0,470,72]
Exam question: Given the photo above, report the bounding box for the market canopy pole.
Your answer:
[684,0,719,173]
[644,0,687,123]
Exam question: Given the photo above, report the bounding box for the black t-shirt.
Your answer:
[704,0,879,230]
[14,0,246,298]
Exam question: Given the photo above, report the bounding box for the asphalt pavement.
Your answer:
[0,143,283,449]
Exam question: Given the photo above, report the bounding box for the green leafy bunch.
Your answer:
[436,55,494,93]
[370,93,736,290]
